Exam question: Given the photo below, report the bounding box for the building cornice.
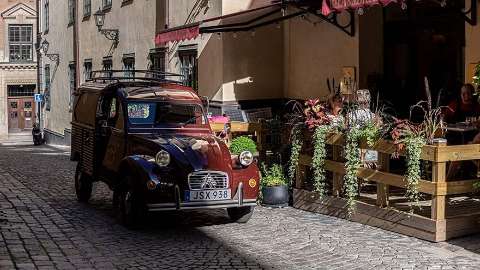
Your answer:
[0,63,37,70]
[1,3,37,18]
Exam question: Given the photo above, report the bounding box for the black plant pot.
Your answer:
[261,185,289,207]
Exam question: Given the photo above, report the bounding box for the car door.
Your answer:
[102,94,127,173]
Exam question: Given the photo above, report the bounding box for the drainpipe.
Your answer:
[36,0,42,130]
[74,0,79,92]
[72,0,79,146]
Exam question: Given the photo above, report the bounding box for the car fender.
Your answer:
[118,156,159,191]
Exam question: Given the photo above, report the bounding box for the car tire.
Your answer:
[117,181,145,229]
[75,163,93,203]
[227,206,255,223]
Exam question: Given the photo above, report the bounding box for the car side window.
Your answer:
[106,97,118,127]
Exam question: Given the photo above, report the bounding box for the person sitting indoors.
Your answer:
[444,83,480,123]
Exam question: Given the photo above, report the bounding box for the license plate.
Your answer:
[185,189,231,201]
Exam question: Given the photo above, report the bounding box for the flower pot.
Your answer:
[261,185,289,207]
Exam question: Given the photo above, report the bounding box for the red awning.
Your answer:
[322,0,400,15]
[155,24,200,45]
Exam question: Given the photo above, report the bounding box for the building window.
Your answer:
[44,0,49,32]
[68,0,75,25]
[7,85,36,97]
[149,48,166,75]
[103,0,112,9]
[123,54,135,78]
[179,48,198,91]
[69,63,76,110]
[83,0,91,17]
[103,57,112,77]
[9,25,33,62]
[84,60,92,81]
[44,65,51,111]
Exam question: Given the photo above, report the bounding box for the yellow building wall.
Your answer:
[284,14,360,100]
[465,0,480,84]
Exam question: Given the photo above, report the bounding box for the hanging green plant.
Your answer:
[390,118,427,208]
[343,127,362,215]
[404,136,426,206]
[288,126,303,185]
[312,125,331,197]
[473,63,480,89]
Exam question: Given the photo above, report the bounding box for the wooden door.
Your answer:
[22,99,35,129]
[7,99,19,131]
[7,98,35,131]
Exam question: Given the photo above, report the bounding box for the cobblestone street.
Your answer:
[1,134,480,269]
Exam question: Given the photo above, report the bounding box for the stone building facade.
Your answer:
[37,0,480,144]
[0,0,37,139]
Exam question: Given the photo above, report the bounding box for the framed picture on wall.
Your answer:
[341,66,356,95]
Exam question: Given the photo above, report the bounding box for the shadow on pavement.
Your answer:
[0,138,269,269]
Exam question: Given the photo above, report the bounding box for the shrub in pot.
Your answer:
[229,136,258,166]
[229,136,257,155]
[261,164,289,207]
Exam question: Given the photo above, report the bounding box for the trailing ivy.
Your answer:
[312,125,330,197]
[343,123,381,215]
[404,136,426,207]
[343,127,362,215]
[288,126,303,186]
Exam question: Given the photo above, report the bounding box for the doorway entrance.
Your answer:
[7,85,36,132]
[383,1,465,117]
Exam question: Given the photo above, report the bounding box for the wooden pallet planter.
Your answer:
[294,133,480,242]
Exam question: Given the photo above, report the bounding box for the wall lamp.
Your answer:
[94,8,119,48]
[39,39,60,65]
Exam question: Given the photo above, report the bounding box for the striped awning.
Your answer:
[322,0,400,15]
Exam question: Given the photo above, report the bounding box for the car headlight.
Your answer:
[239,151,253,166]
[155,150,170,167]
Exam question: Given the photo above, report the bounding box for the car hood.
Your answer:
[143,133,232,172]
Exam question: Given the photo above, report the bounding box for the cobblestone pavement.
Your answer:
[2,134,480,269]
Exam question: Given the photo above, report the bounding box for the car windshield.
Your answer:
[127,101,207,126]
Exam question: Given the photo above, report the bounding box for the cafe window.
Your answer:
[123,54,135,78]
[179,47,198,91]
[83,0,91,17]
[45,65,51,111]
[103,57,112,77]
[9,25,33,62]
[69,63,76,110]
[44,0,49,32]
[68,0,75,25]
[84,60,92,81]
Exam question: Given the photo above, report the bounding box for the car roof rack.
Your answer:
[88,70,185,85]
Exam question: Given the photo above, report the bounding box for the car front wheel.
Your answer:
[117,182,145,229]
[75,163,93,203]
[227,206,255,223]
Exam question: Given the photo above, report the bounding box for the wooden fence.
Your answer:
[294,133,480,242]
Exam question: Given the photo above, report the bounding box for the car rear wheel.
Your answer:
[227,206,255,223]
[117,178,145,228]
[75,163,93,203]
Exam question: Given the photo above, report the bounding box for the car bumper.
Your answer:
[146,182,257,211]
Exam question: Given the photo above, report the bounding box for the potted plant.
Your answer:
[230,136,257,155]
[260,164,289,207]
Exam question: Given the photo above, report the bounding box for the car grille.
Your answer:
[188,171,229,190]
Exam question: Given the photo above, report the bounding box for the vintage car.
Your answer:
[71,71,260,227]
